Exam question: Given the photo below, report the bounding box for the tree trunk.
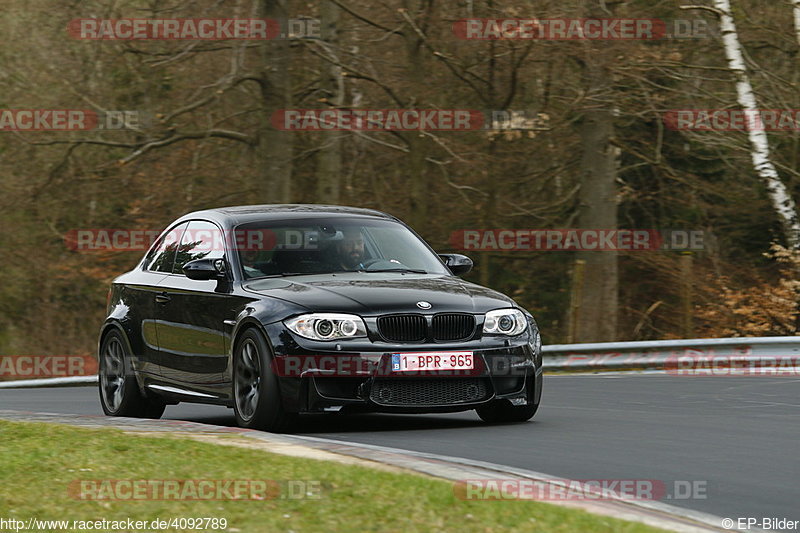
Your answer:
[572,58,619,342]
[712,0,800,248]
[315,0,343,203]
[258,0,294,203]
[403,12,429,230]
[793,0,800,47]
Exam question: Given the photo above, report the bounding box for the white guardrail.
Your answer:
[543,336,800,373]
[0,375,99,389]
[1,336,799,388]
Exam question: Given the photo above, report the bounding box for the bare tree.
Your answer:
[793,0,800,46]
[686,0,800,248]
[258,0,295,202]
[315,0,344,203]
[571,64,620,342]
[570,1,620,342]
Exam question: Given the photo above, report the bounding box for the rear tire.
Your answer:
[232,328,297,433]
[99,330,166,419]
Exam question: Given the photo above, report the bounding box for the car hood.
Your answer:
[242,273,517,315]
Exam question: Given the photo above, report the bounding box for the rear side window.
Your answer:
[145,222,187,273]
[173,220,226,275]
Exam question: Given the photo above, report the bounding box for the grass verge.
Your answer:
[0,420,666,532]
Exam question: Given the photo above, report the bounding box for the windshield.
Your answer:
[234,217,450,279]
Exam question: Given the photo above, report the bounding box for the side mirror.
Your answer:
[183,258,227,281]
[439,253,473,276]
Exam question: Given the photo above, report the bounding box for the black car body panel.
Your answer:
[100,204,543,418]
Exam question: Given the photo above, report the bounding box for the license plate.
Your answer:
[390,351,474,372]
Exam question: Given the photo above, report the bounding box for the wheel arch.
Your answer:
[98,320,134,357]
[229,318,300,413]
[230,318,278,361]
[97,320,148,395]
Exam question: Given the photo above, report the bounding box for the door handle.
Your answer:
[155,292,171,304]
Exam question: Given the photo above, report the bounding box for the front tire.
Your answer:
[476,378,539,423]
[99,330,166,419]
[233,328,296,432]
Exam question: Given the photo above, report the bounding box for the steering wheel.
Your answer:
[360,258,381,269]
[361,259,407,271]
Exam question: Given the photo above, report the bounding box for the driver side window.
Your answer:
[145,223,187,273]
[173,220,226,275]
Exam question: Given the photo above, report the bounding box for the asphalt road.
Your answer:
[2,375,798,523]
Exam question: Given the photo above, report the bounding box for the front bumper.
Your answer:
[304,366,543,414]
[262,322,543,413]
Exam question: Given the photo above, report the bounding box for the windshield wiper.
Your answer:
[255,271,338,278]
[359,268,428,274]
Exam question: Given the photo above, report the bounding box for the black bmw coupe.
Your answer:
[98,205,543,431]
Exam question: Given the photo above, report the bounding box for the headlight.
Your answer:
[483,308,528,336]
[284,313,367,341]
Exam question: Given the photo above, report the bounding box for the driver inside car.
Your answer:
[239,249,266,278]
[333,227,367,271]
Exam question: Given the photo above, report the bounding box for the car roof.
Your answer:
[177,204,399,227]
